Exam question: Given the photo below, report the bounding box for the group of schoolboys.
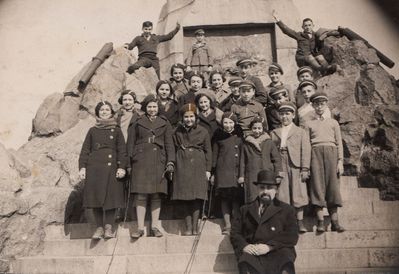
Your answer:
[123,17,345,234]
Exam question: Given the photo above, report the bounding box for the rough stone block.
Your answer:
[369,248,399,267]
[296,249,369,269]
[326,231,399,249]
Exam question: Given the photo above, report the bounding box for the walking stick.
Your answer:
[184,180,214,274]
[105,173,132,274]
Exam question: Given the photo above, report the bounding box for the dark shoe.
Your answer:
[298,220,307,233]
[331,220,345,233]
[316,220,325,233]
[131,229,144,239]
[104,224,114,239]
[92,227,104,240]
[151,227,163,237]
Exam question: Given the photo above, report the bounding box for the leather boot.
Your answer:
[316,220,325,233]
[331,220,345,232]
[297,220,307,233]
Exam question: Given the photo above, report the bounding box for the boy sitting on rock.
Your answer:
[125,21,180,78]
[273,10,337,76]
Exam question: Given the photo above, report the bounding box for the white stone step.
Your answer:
[12,248,399,274]
[41,230,399,257]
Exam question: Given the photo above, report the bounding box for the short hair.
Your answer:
[187,71,206,88]
[208,70,226,86]
[302,18,313,25]
[95,101,115,117]
[142,21,153,28]
[194,93,215,110]
[155,80,174,95]
[249,116,267,131]
[170,63,186,77]
[118,90,137,105]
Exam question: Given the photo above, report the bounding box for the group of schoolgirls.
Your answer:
[79,22,345,240]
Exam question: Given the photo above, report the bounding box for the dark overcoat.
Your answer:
[170,78,190,100]
[172,124,212,201]
[127,115,175,194]
[158,99,179,127]
[240,138,282,203]
[197,111,219,142]
[79,126,127,210]
[212,128,243,189]
[230,198,299,274]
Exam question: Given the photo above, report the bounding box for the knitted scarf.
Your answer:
[95,117,117,129]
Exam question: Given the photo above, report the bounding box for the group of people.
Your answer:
[78,15,345,274]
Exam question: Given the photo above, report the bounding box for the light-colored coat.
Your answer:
[270,124,311,170]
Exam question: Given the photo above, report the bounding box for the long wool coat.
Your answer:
[158,99,179,127]
[240,137,282,203]
[231,198,299,274]
[212,128,243,189]
[127,115,175,194]
[172,124,212,201]
[79,126,127,210]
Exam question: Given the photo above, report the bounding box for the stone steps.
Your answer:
[41,230,399,257]
[10,177,399,274]
[13,248,399,274]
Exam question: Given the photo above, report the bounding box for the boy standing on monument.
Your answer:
[272,11,336,76]
[186,29,213,74]
[125,21,180,78]
[306,92,345,233]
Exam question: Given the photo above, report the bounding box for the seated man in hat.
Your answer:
[231,170,299,274]
[186,28,213,73]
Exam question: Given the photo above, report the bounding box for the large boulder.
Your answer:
[31,47,158,137]
[317,36,399,199]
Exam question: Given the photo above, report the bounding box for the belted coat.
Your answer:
[79,126,127,209]
[172,123,212,201]
[231,198,299,274]
[127,115,175,194]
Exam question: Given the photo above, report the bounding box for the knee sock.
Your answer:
[93,208,103,228]
[316,206,324,221]
[328,207,338,221]
[221,199,231,228]
[104,209,115,227]
[150,197,161,229]
[136,196,147,230]
[296,207,304,221]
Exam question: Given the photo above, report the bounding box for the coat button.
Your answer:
[235,145,238,148]
[111,129,114,132]
[153,148,157,151]
[107,163,111,166]
[189,148,193,152]
[108,155,112,158]
[271,226,276,231]
[110,136,114,139]
[235,154,238,157]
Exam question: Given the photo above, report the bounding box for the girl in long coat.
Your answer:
[172,103,212,235]
[208,70,231,107]
[211,112,243,235]
[79,101,127,239]
[115,90,143,222]
[156,80,179,127]
[127,95,175,238]
[239,116,283,203]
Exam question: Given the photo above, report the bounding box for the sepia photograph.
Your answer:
[0,0,398,273]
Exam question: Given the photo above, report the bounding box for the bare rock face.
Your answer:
[0,47,158,271]
[31,47,158,137]
[317,36,399,199]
